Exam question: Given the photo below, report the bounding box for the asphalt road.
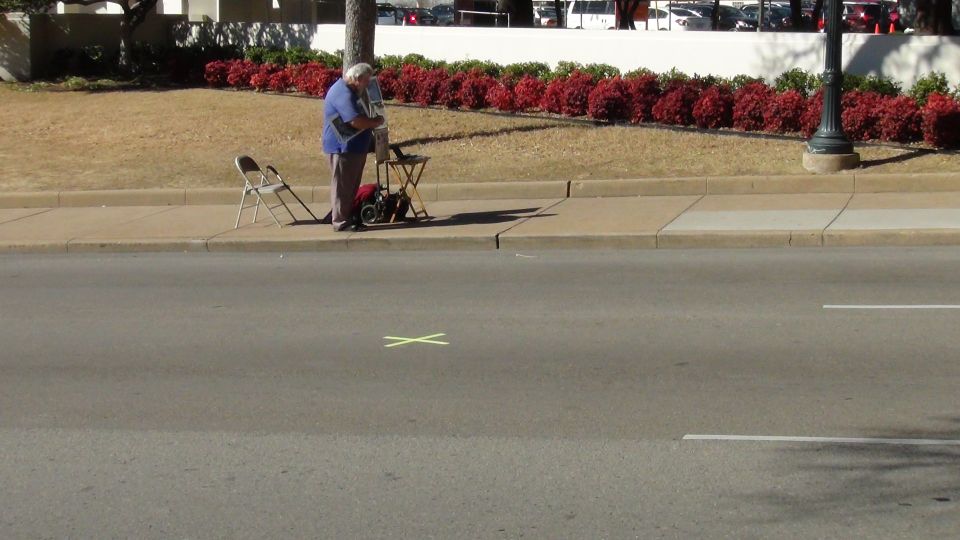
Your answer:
[1,248,959,538]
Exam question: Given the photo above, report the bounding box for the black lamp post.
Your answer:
[804,0,859,170]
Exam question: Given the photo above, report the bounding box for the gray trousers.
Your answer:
[327,152,367,231]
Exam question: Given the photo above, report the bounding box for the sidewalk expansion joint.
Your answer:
[494,199,568,250]
[822,192,855,234]
[0,208,55,226]
[655,195,704,249]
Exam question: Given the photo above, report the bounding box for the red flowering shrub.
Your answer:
[514,75,546,112]
[438,71,467,108]
[376,67,399,100]
[841,90,884,141]
[290,62,324,95]
[458,70,495,109]
[541,77,566,114]
[321,68,342,97]
[561,71,596,117]
[692,85,734,129]
[226,59,258,88]
[840,90,883,141]
[762,90,806,133]
[249,64,280,92]
[877,95,921,143]
[800,90,824,137]
[587,77,631,121]
[268,68,293,92]
[249,71,270,91]
[732,82,774,131]
[921,92,960,148]
[396,65,425,103]
[415,68,450,106]
[625,74,661,124]
[487,82,517,112]
[204,60,230,87]
[652,83,700,126]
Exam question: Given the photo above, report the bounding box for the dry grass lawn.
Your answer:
[2,85,959,192]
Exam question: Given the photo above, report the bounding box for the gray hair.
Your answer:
[344,63,374,83]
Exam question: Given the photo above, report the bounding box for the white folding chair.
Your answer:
[234,155,319,229]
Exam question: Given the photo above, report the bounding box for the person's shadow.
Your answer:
[370,207,555,230]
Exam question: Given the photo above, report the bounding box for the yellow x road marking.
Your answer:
[383,333,449,348]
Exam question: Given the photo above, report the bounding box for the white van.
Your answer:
[566,0,617,29]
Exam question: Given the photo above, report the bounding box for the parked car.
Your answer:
[534,4,559,26]
[645,7,712,30]
[816,1,891,32]
[842,1,891,32]
[399,7,438,25]
[740,3,795,29]
[566,0,616,29]
[431,4,457,25]
[377,3,398,25]
[682,3,758,30]
[883,0,902,30]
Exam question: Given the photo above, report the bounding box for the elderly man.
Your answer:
[322,63,385,231]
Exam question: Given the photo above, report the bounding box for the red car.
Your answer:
[399,7,438,25]
[844,1,892,32]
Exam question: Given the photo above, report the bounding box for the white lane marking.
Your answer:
[683,434,960,446]
[823,305,960,309]
[515,254,537,258]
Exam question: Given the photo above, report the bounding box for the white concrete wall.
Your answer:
[172,23,960,88]
[158,0,186,14]
[56,2,122,14]
[0,13,32,81]
[56,0,204,16]
[188,0,219,21]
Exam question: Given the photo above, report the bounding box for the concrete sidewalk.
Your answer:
[4,191,960,253]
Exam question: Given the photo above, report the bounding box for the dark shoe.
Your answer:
[352,222,368,232]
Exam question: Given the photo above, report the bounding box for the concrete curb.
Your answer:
[5,228,960,254]
[497,233,658,251]
[822,228,960,247]
[4,172,960,208]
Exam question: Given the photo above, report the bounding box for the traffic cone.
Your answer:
[889,22,895,33]
[874,22,880,34]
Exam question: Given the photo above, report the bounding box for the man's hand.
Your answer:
[349,115,385,131]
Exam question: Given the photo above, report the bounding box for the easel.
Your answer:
[368,76,430,223]
[374,130,430,223]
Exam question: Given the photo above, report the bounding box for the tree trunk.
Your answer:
[615,0,628,28]
[57,0,157,72]
[811,0,823,30]
[933,0,955,34]
[914,0,934,32]
[615,0,640,29]
[344,0,376,70]
[789,0,802,29]
[118,16,133,71]
[913,0,955,33]
[496,0,534,27]
[553,0,564,27]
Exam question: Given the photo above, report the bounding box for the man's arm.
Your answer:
[349,115,385,131]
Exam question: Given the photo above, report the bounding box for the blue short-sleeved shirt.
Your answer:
[322,78,372,155]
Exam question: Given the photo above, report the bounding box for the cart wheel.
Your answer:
[360,203,379,225]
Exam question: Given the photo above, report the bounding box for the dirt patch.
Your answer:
[2,85,957,192]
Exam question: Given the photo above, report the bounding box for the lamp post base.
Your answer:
[803,151,860,173]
